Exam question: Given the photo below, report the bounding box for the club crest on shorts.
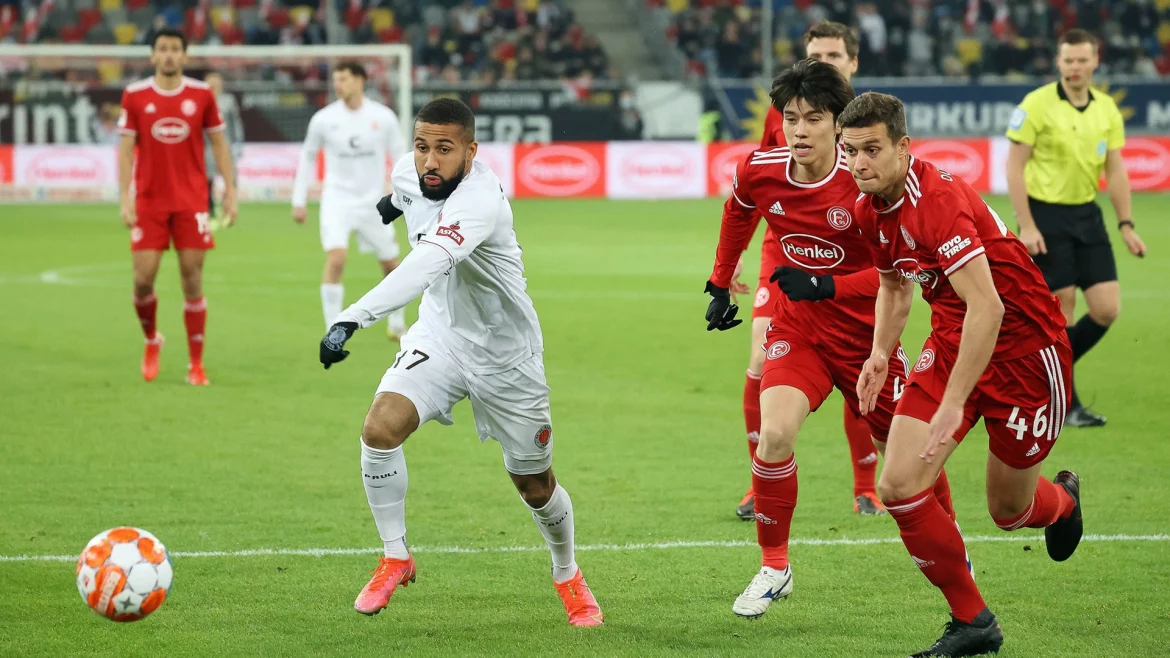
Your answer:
[534,424,552,450]
[914,349,935,373]
[766,341,790,360]
[826,206,852,230]
[754,286,770,308]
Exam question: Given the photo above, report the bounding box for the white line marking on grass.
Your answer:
[1,533,1166,564]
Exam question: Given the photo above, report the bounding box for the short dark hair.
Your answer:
[415,98,476,144]
[804,21,859,60]
[838,91,909,142]
[151,28,188,52]
[770,59,855,119]
[334,60,367,79]
[1058,28,1099,50]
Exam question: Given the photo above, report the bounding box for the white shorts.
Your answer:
[375,325,553,475]
[319,201,401,261]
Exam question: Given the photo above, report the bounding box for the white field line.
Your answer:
[1,533,1166,564]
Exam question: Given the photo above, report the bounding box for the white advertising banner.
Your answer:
[605,141,707,199]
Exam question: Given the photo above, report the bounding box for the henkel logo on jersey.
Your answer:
[14,146,116,187]
[514,143,605,198]
[910,139,989,190]
[779,234,845,270]
[893,258,940,289]
[706,142,759,196]
[151,117,191,144]
[1116,138,1170,191]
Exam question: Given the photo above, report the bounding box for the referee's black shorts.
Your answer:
[1027,197,1117,292]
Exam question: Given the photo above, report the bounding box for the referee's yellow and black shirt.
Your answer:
[1005,81,1125,205]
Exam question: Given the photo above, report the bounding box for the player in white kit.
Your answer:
[318,98,603,627]
[292,61,410,338]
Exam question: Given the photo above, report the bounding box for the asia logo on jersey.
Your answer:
[436,221,465,245]
[151,118,190,144]
[780,234,845,270]
[826,206,852,230]
[892,258,940,289]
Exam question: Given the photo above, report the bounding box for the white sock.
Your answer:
[321,283,344,329]
[387,306,406,330]
[360,439,410,559]
[527,484,577,583]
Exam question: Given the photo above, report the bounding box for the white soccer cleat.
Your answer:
[732,566,793,619]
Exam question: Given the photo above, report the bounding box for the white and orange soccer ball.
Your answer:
[76,527,173,622]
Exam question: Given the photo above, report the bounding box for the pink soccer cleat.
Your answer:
[141,333,164,382]
[553,569,603,627]
[354,555,417,615]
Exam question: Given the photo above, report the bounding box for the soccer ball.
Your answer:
[76,527,173,622]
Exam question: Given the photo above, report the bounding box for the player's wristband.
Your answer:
[1118,220,1135,231]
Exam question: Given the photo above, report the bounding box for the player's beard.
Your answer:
[419,161,468,201]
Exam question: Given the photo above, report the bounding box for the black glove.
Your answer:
[704,281,743,331]
[770,266,836,302]
[320,322,358,369]
[377,194,404,225]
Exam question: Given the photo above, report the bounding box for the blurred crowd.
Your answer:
[0,0,613,84]
[660,0,1170,78]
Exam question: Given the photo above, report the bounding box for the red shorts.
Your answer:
[760,323,909,441]
[895,336,1073,469]
[752,231,784,319]
[131,208,214,252]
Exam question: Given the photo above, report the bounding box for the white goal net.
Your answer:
[0,44,412,202]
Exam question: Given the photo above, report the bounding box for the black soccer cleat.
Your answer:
[1064,406,1106,428]
[1045,470,1083,562]
[736,492,755,521]
[910,608,1004,657]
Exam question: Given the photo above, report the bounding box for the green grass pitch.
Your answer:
[1,195,1167,657]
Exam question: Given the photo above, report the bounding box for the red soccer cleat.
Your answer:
[854,492,886,515]
[185,362,210,386]
[736,488,755,521]
[354,556,417,615]
[141,334,164,382]
[553,568,603,627]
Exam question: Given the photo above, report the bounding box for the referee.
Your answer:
[1005,28,1147,428]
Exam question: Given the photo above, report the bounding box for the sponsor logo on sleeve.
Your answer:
[1009,107,1026,131]
[436,221,464,245]
[938,235,972,259]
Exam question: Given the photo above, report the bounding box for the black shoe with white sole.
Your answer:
[1065,406,1106,428]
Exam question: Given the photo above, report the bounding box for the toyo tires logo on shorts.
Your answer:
[779,233,845,270]
[517,145,600,196]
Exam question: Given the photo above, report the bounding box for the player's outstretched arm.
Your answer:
[922,254,1004,457]
[769,266,879,302]
[858,271,911,414]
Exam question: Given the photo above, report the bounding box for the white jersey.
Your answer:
[291,97,406,209]
[336,158,543,374]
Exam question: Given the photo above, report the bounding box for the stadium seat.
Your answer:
[99,0,122,13]
[523,0,538,11]
[666,0,687,12]
[60,24,85,43]
[1158,21,1170,45]
[345,6,365,31]
[125,0,149,10]
[370,8,393,32]
[212,7,235,28]
[98,60,124,84]
[377,25,404,43]
[78,8,102,31]
[114,22,138,44]
[1157,0,1170,11]
[267,7,289,29]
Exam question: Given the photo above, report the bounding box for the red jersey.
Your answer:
[119,76,224,212]
[712,146,878,345]
[854,156,1065,361]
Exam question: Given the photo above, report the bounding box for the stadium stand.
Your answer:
[654,0,1170,79]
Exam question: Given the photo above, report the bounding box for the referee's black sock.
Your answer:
[1072,315,1111,362]
[1065,325,1083,410]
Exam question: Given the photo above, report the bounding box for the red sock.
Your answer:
[886,488,986,623]
[993,476,1076,530]
[934,468,955,521]
[844,405,877,497]
[184,297,207,365]
[743,371,761,460]
[752,453,797,570]
[134,293,158,340]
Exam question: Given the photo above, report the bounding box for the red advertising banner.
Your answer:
[1103,137,1170,191]
[0,145,12,184]
[706,142,760,197]
[908,138,992,193]
[514,142,607,198]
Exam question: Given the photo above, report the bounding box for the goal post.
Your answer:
[0,44,412,202]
